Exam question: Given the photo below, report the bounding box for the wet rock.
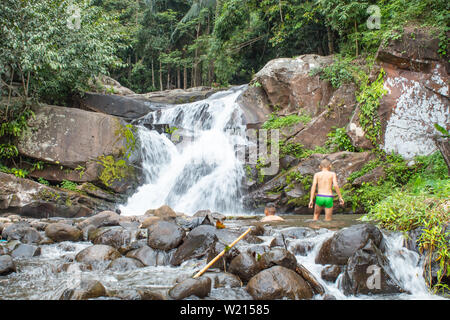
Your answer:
[77,211,121,229]
[246,266,314,300]
[11,243,41,258]
[168,276,212,300]
[288,240,315,256]
[1,222,42,244]
[205,241,240,271]
[106,257,144,271]
[170,232,218,266]
[57,262,92,273]
[0,172,112,218]
[258,248,298,271]
[90,226,133,250]
[323,294,337,300]
[138,289,167,300]
[126,245,171,267]
[0,255,16,275]
[110,289,142,300]
[339,240,405,296]
[294,264,325,295]
[147,221,185,251]
[45,223,82,242]
[75,244,121,267]
[280,227,316,239]
[204,271,243,288]
[140,216,161,229]
[228,252,262,283]
[321,265,342,283]
[315,224,385,265]
[29,220,49,231]
[145,205,177,220]
[60,280,107,300]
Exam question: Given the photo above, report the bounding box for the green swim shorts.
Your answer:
[315,194,334,208]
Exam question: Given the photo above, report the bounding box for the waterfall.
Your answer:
[119,86,248,216]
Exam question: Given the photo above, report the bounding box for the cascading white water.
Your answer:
[289,229,446,300]
[119,86,249,216]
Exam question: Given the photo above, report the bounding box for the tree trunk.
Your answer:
[327,26,334,54]
[279,0,284,23]
[151,59,155,89]
[435,138,450,175]
[355,21,359,57]
[184,66,187,90]
[167,64,171,89]
[159,60,163,91]
[177,67,181,89]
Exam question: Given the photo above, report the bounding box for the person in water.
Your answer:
[260,204,284,222]
[308,159,344,221]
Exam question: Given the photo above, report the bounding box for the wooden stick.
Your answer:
[193,227,252,279]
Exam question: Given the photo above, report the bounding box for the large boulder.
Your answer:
[315,224,385,265]
[129,86,224,105]
[168,276,212,300]
[254,54,334,116]
[258,248,298,271]
[0,172,114,218]
[339,240,405,295]
[236,85,272,129]
[81,93,151,119]
[17,105,127,168]
[11,243,41,258]
[106,257,144,271]
[246,266,314,300]
[1,222,41,244]
[228,252,262,283]
[75,244,121,267]
[77,211,120,229]
[89,226,133,250]
[288,83,358,149]
[170,231,218,266]
[16,104,140,192]
[126,245,171,267]
[347,27,449,159]
[147,221,185,251]
[45,223,82,242]
[0,255,16,275]
[60,279,107,300]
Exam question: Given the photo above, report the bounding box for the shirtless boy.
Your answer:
[308,159,344,221]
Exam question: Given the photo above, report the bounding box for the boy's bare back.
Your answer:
[314,171,338,195]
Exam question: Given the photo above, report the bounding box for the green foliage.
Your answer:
[0,0,123,104]
[326,127,358,152]
[310,56,356,88]
[0,164,29,178]
[96,155,130,187]
[115,123,136,159]
[262,113,311,130]
[356,69,387,145]
[435,124,450,139]
[59,179,79,192]
[361,191,449,293]
[37,177,50,186]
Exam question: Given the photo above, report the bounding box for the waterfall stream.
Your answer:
[0,226,445,300]
[119,86,249,216]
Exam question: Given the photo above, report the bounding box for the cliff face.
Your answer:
[242,27,449,212]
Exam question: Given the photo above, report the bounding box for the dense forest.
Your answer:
[1,0,448,104]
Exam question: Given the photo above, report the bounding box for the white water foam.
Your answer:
[119,86,248,216]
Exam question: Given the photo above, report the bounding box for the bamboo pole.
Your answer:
[192,227,252,279]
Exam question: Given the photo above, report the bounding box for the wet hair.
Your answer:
[320,159,331,169]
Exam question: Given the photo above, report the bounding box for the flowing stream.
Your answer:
[0,223,444,300]
[119,86,249,216]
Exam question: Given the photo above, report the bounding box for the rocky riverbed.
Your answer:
[0,208,446,300]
